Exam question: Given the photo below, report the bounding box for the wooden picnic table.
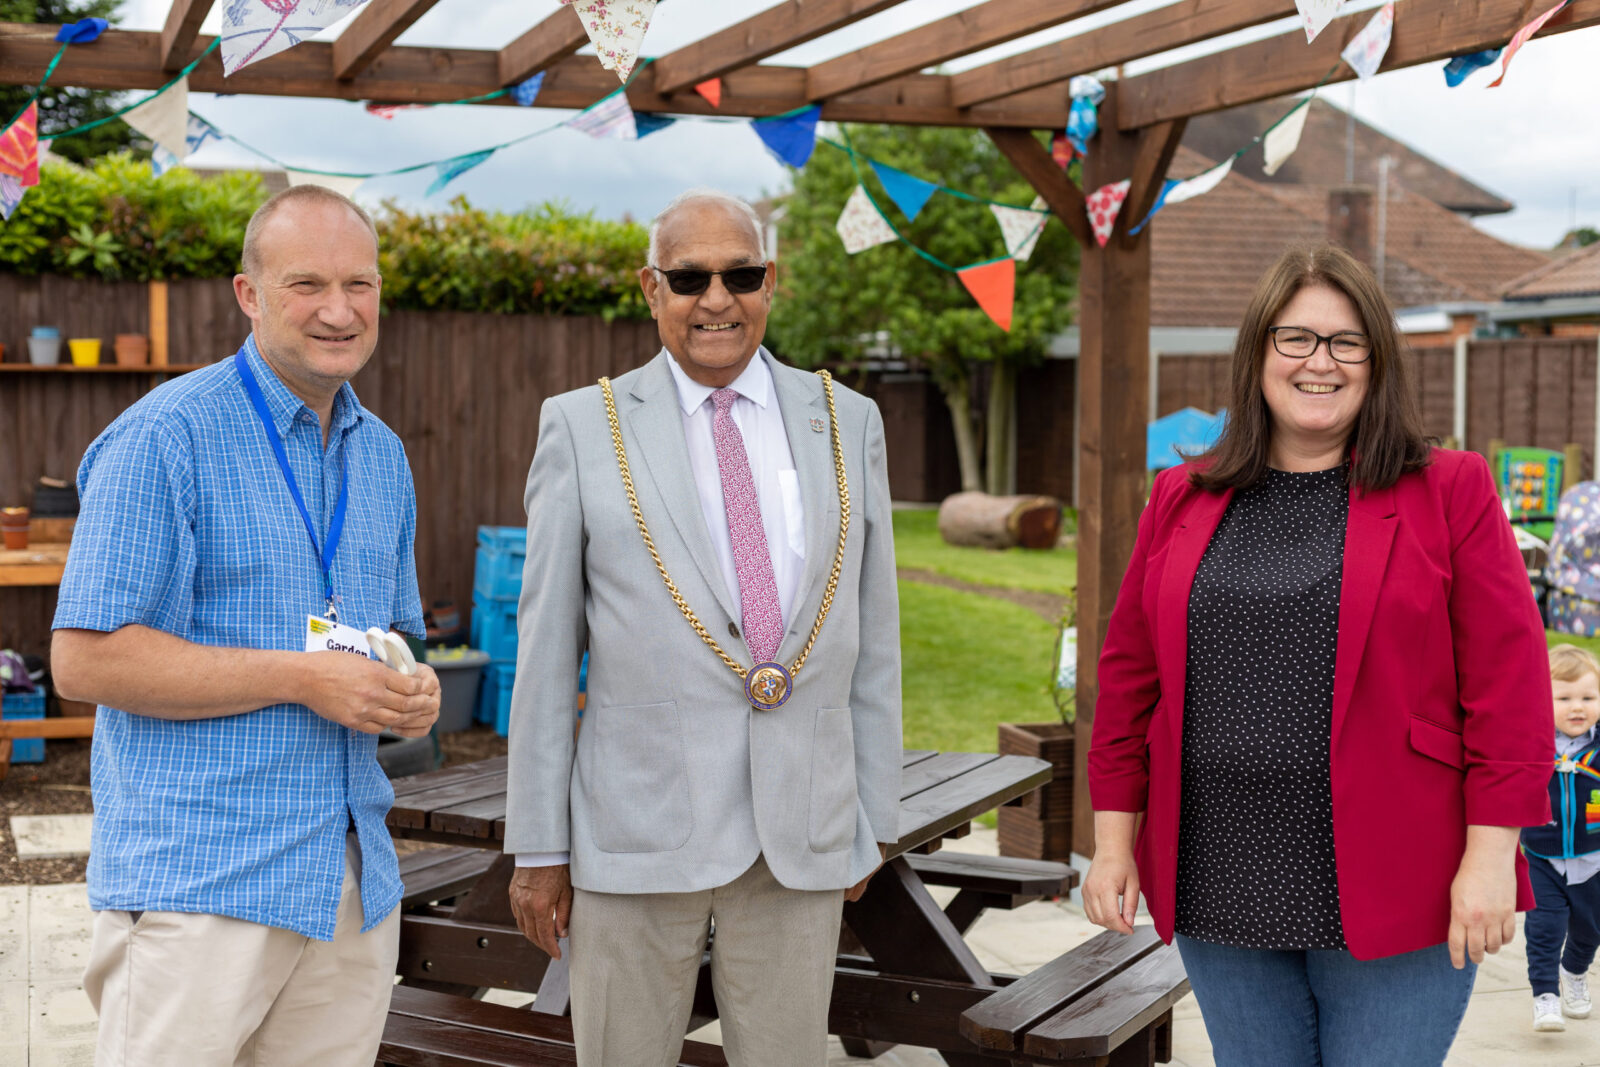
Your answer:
[383,750,1185,1066]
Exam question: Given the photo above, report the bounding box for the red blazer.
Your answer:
[1088,448,1554,960]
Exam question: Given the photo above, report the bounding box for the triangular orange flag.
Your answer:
[0,102,41,188]
[694,79,723,108]
[958,259,1016,332]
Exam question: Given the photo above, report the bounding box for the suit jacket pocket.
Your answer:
[809,707,859,853]
[579,701,694,853]
[1409,715,1466,771]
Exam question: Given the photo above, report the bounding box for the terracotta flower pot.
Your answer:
[114,334,149,366]
[1,506,30,551]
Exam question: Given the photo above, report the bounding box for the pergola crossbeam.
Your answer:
[159,0,211,71]
[496,6,590,87]
[951,0,1295,109]
[653,0,911,96]
[805,0,1125,101]
[1118,0,1600,128]
[333,0,442,81]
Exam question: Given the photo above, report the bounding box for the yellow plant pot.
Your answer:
[67,338,102,367]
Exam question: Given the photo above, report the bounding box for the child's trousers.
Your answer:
[1526,853,1600,996]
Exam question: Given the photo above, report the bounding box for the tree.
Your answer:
[766,124,1078,496]
[0,1,136,164]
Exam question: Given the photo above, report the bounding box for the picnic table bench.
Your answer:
[382,750,1186,1066]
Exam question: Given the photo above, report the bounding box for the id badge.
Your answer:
[305,614,377,659]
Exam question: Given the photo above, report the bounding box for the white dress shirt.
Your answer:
[517,348,806,869]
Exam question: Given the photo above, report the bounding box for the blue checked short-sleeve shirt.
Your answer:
[54,335,424,940]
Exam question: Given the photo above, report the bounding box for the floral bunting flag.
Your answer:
[511,72,546,107]
[0,175,23,221]
[152,116,223,176]
[991,198,1047,262]
[1085,179,1130,248]
[286,169,367,198]
[836,185,896,254]
[1069,76,1105,106]
[568,92,637,139]
[1488,0,1571,88]
[1128,158,1233,235]
[752,106,821,168]
[560,0,658,82]
[694,79,722,108]
[0,102,40,188]
[1051,131,1073,169]
[1340,3,1394,81]
[1442,48,1501,87]
[124,76,192,160]
[426,149,495,197]
[957,259,1016,332]
[1262,99,1311,176]
[869,160,938,221]
[365,102,432,120]
[222,0,371,77]
[1296,0,1343,44]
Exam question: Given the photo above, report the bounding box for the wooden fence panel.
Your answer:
[1410,345,1455,441]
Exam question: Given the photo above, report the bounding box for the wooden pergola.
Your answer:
[4,0,1597,851]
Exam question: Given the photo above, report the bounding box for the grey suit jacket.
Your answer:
[503,348,903,894]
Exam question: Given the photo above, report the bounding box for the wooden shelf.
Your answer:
[0,542,68,587]
[0,363,210,374]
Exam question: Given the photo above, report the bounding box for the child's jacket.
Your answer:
[1522,732,1600,860]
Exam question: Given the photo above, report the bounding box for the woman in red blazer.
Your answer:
[1084,244,1553,1065]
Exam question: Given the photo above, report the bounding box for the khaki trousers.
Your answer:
[568,854,844,1067]
[82,834,400,1067]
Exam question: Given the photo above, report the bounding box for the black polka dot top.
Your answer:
[1174,466,1348,950]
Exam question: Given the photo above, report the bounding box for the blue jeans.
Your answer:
[1175,934,1477,1066]
[1525,854,1600,996]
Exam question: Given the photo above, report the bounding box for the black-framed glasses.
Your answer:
[1267,326,1372,364]
[650,264,768,296]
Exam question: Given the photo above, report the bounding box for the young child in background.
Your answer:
[1525,644,1600,1032]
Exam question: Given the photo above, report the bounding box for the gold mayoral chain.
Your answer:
[599,370,851,712]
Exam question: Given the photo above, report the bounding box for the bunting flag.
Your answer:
[511,72,546,107]
[0,175,23,221]
[633,112,675,138]
[286,169,366,198]
[123,76,191,160]
[1051,131,1073,169]
[1340,2,1394,81]
[991,198,1047,262]
[1085,179,1130,248]
[870,160,938,221]
[1128,158,1233,235]
[1442,48,1502,87]
[1263,98,1311,176]
[426,149,495,197]
[561,0,658,82]
[752,106,821,168]
[694,79,722,108]
[365,102,432,120]
[957,259,1015,332]
[0,102,40,187]
[151,115,223,176]
[1069,75,1105,106]
[1066,96,1097,155]
[222,0,371,77]
[1297,0,1343,44]
[1487,0,1570,88]
[568,92,637,139]
[54,18,108,43]
[836,185,897,254]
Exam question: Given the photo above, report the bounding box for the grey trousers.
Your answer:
[568,854,845,1067]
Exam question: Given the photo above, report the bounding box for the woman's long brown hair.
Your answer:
[1190,243,1431,491]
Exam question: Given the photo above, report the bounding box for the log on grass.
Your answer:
[937,492,1063,550]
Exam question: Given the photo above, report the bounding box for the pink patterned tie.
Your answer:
[711,388,784,664]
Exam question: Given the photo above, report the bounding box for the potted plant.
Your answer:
[114,333,149,366]
[996,591,1077,861]
[27,327,60,365]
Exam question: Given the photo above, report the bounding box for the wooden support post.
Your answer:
[1564,442,1584,493]
[148,280,169,367]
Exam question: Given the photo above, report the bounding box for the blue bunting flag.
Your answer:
[869,160,938,221]
[1442,49,1503,87]
[752,105,821,168]
[426,149,495,197]
[511,73,546,107]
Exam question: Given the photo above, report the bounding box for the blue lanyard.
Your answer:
[234,348,350,621]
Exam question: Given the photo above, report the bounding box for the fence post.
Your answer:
[148,281,169,367]
[1452,333,1468,450]
[1488,438,1505,478]
[1593,335,1600,484]
[1565,443,1585,493]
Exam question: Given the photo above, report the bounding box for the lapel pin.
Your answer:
[810,417,825,432]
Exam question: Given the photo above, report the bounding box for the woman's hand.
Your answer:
[1447,825,1520,969]
[1083,811,1142,934]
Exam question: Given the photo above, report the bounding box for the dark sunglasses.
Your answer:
[652,264,768,296]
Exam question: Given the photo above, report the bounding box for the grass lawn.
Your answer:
[1549,629,1600,657]
[893,508,1075,595]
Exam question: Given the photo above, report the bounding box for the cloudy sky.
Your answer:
[109,0,1600,249]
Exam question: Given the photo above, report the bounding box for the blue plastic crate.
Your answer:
[474,526,527,602]
[475,658,507,725]
[470,593,519,663]
[2,688,45,764]
[491,663,518,737]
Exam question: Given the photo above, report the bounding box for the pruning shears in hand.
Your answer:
[366,628,418,676]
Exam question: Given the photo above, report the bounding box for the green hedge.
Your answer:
[0,154,652,320]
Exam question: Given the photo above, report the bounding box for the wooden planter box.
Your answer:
[996,721,1074,861]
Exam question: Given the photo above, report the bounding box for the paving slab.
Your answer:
[9,815,93,860]
[27,885,91,984]
[0,885,27,984]
[0,979,29,1062]
[30,979,97,1047]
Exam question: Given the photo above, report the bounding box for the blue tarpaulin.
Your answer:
[1148,407,1226,470]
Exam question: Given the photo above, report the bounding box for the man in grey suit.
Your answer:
[504,188,903,1067]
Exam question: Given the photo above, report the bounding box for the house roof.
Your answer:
[1501,240,1600,301]
[1182,96,1514,217]
[1148,147,1547,328]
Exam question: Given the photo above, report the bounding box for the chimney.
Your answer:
[1326,188,1375,269]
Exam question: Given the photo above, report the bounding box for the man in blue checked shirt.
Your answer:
[51,184,440,1066]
